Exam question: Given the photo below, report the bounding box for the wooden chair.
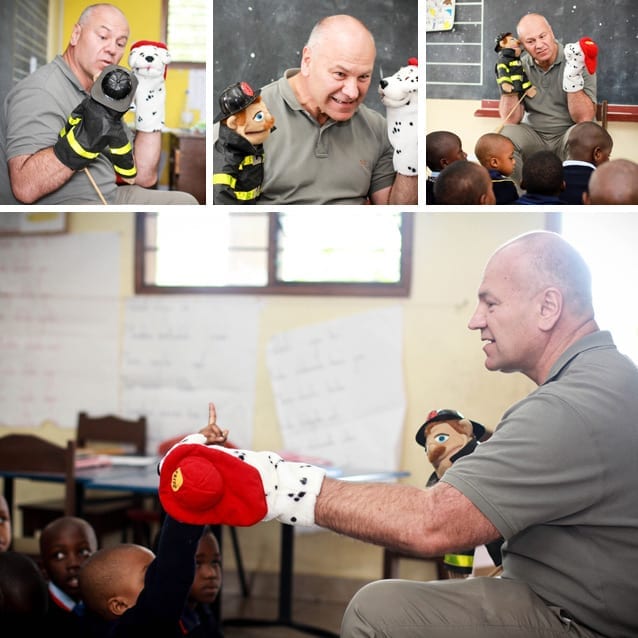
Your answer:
[19,412,148,545]
[596,100,609,129]
[0,434,76,551]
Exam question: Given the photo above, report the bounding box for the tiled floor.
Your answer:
[220,570,369,637]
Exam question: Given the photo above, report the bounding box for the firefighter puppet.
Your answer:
[415,409,503,577]
[54,64,138,182]
[213,81,276,204]
[494,32,537,98]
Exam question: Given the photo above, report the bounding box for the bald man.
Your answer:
[499,13,597,185]
[257,14,417,205]
[584,158,638,204]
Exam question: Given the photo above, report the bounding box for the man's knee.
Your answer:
[341,580,390,637]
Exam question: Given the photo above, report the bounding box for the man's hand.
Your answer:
[53,98,119,170]
[564,37,598,93]
[158,439,326,527]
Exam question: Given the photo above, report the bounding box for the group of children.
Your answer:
[426,123,638,205]
[0,491,224,638]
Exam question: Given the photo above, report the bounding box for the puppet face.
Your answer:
[226,97,275,145]
[425,418,474,478]
[499,34,522,56]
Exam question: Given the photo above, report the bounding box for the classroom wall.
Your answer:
[426,99,638,166]
[0,211,545,580]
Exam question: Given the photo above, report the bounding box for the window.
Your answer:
[162,0,206,65]
[135,212,413,296]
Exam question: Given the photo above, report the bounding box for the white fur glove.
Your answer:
[379,60,418,176]
[158,435,326,527]
[563,38,598,93]
[128,40,171,132]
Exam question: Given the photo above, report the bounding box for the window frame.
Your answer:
[134,212,414,297]
[161,0,206,70]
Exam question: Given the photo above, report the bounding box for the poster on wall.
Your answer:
[426,0,455,32]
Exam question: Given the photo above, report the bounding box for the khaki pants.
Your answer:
[500,123,573,186]
[115,184,199,205]
[340,577,603,638]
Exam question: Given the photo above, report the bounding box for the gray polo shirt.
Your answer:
[444,331,638,637]
[259,69,396,205]
[520,42,597,135]
[0,55,120,204]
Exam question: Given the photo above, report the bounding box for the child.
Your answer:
[561,121,613,204]
[0,494,12,552]
[77,411,227,638]
[0,550,48,632]
[39,516,98,636]
[474,133,519,204]
[433,160,496,205]
[425,130,468,204]
[583,158,638,205]
[181,526,224,637]
[515,150,565,205]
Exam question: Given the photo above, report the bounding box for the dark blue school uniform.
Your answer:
[515,192,564,205]
[426,173,438,204]
[488,169,518,204]
[80,516,203,638]
[561,161,594,204]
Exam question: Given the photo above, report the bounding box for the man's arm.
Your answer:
[132,130,161,187]
[315,478,500,557]
[371,174,418,205]
[567,90,596,123]
[8,150,74,204]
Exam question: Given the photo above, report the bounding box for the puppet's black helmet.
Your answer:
[214,81,261,123]
[91,64,138,112]
[495,32,513,52]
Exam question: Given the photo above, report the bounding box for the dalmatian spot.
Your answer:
[287,491,307,502]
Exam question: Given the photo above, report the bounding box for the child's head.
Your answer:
[584,158,638,204]
[426,130,467,172]
[39,516,98,602]
[0,551,48,622]
[0,494,12,552]
[79,544,154,620]
[566,121,613,166]
[474,133,516,177]
[188,526,222,608]
[521,150,564,196]
[434,160,496,205]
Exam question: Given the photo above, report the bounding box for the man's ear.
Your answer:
[225,114,238,131]
[539,287,562,330]
[69,23,82,46]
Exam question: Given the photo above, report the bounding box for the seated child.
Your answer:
[474,133,519,204]
[561,122,613,204]
[77,414,227,638]
[0,494,12,552]
[515,150,565,205]
[181,526,224,638]
[583,158,638,205]
[433,160,496,205]
[426,131,468,204]
[0,550,48,632]
[39,516,98,636]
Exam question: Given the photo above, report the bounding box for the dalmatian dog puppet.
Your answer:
[563,36,598,92]
[378,57,418,176]
[128,40,171,132]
